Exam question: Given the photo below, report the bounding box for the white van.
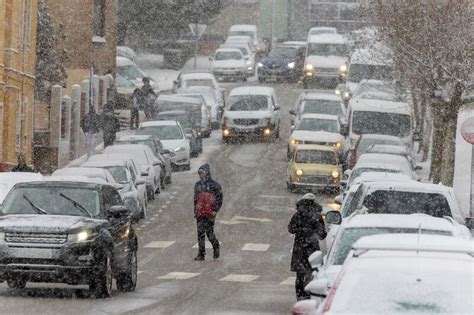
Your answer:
[343,98,413,148]
[228,25,259,51]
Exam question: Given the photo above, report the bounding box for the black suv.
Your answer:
[0,181,138,298]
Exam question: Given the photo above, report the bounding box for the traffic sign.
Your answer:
[189,23,207,38]
[460,116,474,144]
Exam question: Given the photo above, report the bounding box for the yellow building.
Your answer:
[0,0,37,171]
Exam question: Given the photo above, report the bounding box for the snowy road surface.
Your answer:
[0,80,335,314]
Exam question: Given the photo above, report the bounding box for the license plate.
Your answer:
[11,248,54,259]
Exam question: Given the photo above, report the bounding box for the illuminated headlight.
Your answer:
[68,230,96,242]
[257,62,264,68]
[223,129,230,136]
[288,62,295,69]
[174,145,186,152]
[263,128,271,136]
[296,169,304,176]
[305,64,314,71]
[248,66,253,71]
[331,170,340,178]
[343,91,351,99]
[0,232,4,240]
[334,142,342,148]
[335,89,341,95]
[339,64,347,73]
[291,139,300,145]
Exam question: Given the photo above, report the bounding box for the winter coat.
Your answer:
[81,111,100,133]
[101,109,120,146]
[288,203,327,272]
[194,164,223,218]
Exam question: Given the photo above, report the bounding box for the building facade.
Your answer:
[0,0,38,172]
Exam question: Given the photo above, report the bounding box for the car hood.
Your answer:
[212,60,246,68]
[325,265,342,287]
[0,215,105,234]
[261,57,293,66]
[291,130,344,143]
[292,163,338,175]
[306,55,346,69]
[225,111,272,120]
[160,139,187,151]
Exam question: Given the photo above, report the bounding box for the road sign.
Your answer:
[189,23,207,38]
[460,116,474,144]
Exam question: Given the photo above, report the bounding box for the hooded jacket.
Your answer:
[288,193,327,272]
[194,164,223,218]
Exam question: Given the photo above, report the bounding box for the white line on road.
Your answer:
[242,243,270,251]
[166,201,171,205]
[157,272,200,280]
[280,277,296,286]
[234,215,273,223]
[144,241,175,249]
[158,210,163,213]
[219,274,260,283]
[169,196,175,200]
[161,205,168,209]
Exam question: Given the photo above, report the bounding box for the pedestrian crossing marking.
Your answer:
[158,210,163,213]
[280,277,296,286]
[192,242,223,249]
[144,241,175,249]
[242,243,270,251]
[157,272,200,280]
[169,195,175,200]
[219,274,259,283]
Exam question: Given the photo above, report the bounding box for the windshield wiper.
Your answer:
[59,193,93,218]
[23,195,48,215]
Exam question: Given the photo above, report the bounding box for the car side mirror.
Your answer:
[274,105,280,111]
[308,251,324,270]
[340,180,347,189]
[465,217,474,230]
[135,178,145,186]
[108,205,130,218]
[335,83,346,96]
[414,165,423,171]
[344,169,352,178]
[306,278,329,298]
[340,124,349,136]
[325,210,342,225]
[173,80,178,85]
[334,194,343,205]
[140,172,149,177]
[289,109,296,116]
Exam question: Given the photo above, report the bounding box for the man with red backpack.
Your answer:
[194,164,223,261]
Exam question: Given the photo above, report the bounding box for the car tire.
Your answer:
[90,250,113,298]
[116,246,137,292]
[7,278,26,289]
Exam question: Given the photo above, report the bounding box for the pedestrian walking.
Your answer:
[81,107,100,158]
[140,77,156,120]
[11,153,34,172]
[130,88,141,129]
[101,103,120,148]
[193,164,223,261]
[288,193,327,301]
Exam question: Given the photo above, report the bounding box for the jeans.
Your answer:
[85,132,97,158]
[196,217,219,255]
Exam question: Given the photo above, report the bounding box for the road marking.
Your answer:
[169,196,175,200]
[219,274,259,283]
[192,242,222,249]
[157,272,200,280]
[280,277,296,286]
[158,210,163,213]
[161,205,168,209]
[242,243,270,251]
[144,241,175,249]
[172,191,177,195]
[219,215,273,225]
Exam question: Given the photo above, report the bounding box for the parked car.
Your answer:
[366,144,416,168]
[116,46,136,62]
[221,86,281,142]
[137,120,191,171]
[82,158,147,219]
[172,71,223,97]
[0,180,138,297]
[303,34,349,88]
[103,144,162,199]
[210,48,250,82]
[345,134,404,170]
[349,79,406,102]
[288,114,345,160]
[116,56,157,91]
[290,91,346,127]
[228,24,260,52]
[178,86,223,130]
[257,44,305,82]
[287,145,342,193]
[114,135,173,188]
[306,26,337,41]
[0,172,44,205]
[310,234,474,314]
[220,42,255,77]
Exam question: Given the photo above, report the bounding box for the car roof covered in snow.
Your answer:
[299,113,340,121]
[308,34,346,44]
[359,134,402,142]
[180,71,215,79]
[281,41,307,47]
[229,24,257,32]
[215,47,243,54]
[349,98,411,115]
[229,86,274,96]
[352,161,403,173]
[366,144,409,155]
[139,120,180,127]
[82,159,130,168]
[352,172,411,186]
[157,94,202,105]
[116,56,136,67]
[302,91,342,101]
[294,144,337,152]
[43,176,109,186]
[363,180,454,195]
[117,135,154,141]
[52,167,112,180]
[0,172,44,204]
[357,153,410,166]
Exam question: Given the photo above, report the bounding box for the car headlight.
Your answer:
[174,145,186,152]
[305,63,314,71]
[343,91,351,99]
[339,64,347,72]
[335,88,342,95]
[334,142,342,148]
[68,230,97,242]
[291,139,300,145]
[296,169,304,176]
[288,62,295,69]
[332,171,340,178]
[257,62,264,68]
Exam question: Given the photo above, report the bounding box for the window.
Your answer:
[93,0,106,37]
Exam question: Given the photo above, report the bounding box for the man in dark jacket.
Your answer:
[81,107,100,158]
[101,103,120,148]
[140,77,156,120]
[11,153,34,172]
[288,193,327,301]
[193,164,223,261]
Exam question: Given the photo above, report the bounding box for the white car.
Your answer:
[222,86,281,142]
[306,26,337,41]
[82,158,147,219]
[103,144,162,200]
[211,48,250,82]
[174,93,212,137]
[116,56,158,91]
[0,172,44,205]
[137,120,191,171]
[220,42,255,77]
[300,213,472,309]
[311,234,474,314]
[288,114,345,159]
[178,86,223,130]
[228,24,259,51]
[290,91,346,126]
[117,46,137,62]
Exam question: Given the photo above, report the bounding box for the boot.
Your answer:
[194,253,205,261]
[213,246,220,260]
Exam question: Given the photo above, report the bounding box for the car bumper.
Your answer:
[222,125,275,138]
[170,150,189,166]
[213,70,246,79]
[258,68,297,79]
[290,175,340,189]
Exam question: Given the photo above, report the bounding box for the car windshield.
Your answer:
[269,47,297,58]
[157,114,194,129]
[352,111,411,138]
[359,138,402,153]
[137,125,183,140]
[185,79,214,88]
[228,95,269,111]
[229,31,255,40]
[215,51,242,60]
[115,74,135,88]
[295,150,337,164]
[347,64,393,83]
[297,118,338,133]
[1,187,101,217]
[118,65,143,81]
[361,191,452,218]
[302,100,343,117]
[307,43,347,56]
[103,166,128,183]
[331,227,451,265]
